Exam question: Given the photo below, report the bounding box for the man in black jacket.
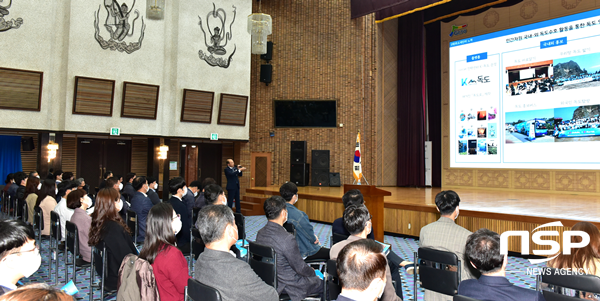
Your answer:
[121,172,137,202]
[224,159,245,213]
[168,177,191,253]
[146,176,161,205]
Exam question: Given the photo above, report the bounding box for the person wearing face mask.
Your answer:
[66,189,92,263]
[89,188,138,291]
[130,176,153,243]
[168,177,192,253]
[195,205,278,301]
[202,184,228,206]
[24,176,40,224]
[146,177,161,205]
[330,205,401,301]
[256,196,323,301]
[336,239,388,301]
[36,179,57,236]
[138,202,190,301]
[192,178,216,209]
[106,177,129,222]
[0,219,42,295]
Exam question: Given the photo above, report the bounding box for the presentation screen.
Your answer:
[450,8,600,169]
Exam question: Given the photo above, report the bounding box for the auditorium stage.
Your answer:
[244,186,600,253]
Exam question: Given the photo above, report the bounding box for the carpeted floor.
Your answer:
[17,215,544,300]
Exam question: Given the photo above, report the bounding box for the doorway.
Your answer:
[77,138,132,189]
[179,142,222,186]
[251,152,272,187]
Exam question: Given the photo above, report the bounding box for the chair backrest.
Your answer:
[248,241,277,288]
[541,268,600,301]
[282,222,296,238]
[191,228,205,258]
[326,259,341,301]
[34,206,43,231]
[192,207,201,225]
[417,247,461,296]
[50,211,61,241]
[187,278,222,301]
[65,221,79,256]
[453,295,484,301]
[331,232,349,246]
[21,201,28,222]
[92,241,107,278]
[234,213,246,240]
[127,210,137,240]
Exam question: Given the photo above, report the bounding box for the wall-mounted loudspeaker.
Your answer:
[290,141,307,164]
[329,172,341,187]
[290,163,310,186]
[260,64,272,85]
[21,137,35,151]
[260,41,273,62]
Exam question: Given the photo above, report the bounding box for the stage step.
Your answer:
[240,196,265,216]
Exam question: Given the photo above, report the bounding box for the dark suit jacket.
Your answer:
[130,191,153,242]
[224,167,242,190]
[121,183,136,202]
[458,275,545,301]
[147,189,161,205]
[336,295,358,301]
[332,217,374,240]
[98,179,106,190]
[255,221,322,301]
[169,196,191,248]
[119,195,129,222]
[94,220,138,291]
[183,189,195,216]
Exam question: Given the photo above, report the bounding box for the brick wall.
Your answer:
[248,0,379,186]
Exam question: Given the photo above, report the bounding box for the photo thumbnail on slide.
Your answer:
[487,141,498,155]
[505,109,554,143]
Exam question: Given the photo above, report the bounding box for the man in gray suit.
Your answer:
[255,196,323,301]
[194,205,278,301]
[419,190,479,301]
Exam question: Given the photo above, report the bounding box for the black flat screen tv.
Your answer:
[274,100,337,128]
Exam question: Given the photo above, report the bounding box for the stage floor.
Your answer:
[248,186,600,224]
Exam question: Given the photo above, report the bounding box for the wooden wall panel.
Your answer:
[131,138,148,176]
[181,89,214,123]
[61,136,77,178]
[73,77,115,116]
[218,94,248,126]
[121,82,159,120]
[0,68,42,111]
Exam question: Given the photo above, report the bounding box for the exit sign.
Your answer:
[210,133,218,140]
[110,127,120,136]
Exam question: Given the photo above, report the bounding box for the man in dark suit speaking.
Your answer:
[224,158,245,213]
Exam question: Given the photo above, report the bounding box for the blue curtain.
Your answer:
[0,136,23,183]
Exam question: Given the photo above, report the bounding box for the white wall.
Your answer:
[0,0,251,140]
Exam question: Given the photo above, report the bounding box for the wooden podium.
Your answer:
[344,185,391,242]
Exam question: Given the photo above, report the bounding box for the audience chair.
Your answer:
[191,228,205,260]
[234,212,246,240]
[330,232,348,247]
[414,247,462,299]
[540,268,600,301]
[33,206,44,244]
[126,209,138,244]
[282,222,296,239]
[453,295,484,301]
[192,207,201,225]
[186,278,222,301]
[90,241,115,301]
[325,259,341,301]
[248,241,323,301]
[50,211,62,285]
[65,221,90,285]
[15,198,24,220]
[20,200,28,223]
[3,194,12,219]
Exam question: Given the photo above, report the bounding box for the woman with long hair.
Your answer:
[549,221,600,276]
[37,179,57,235]
[88,188,137,291]
[23,176,39,224]
[138,202,189,301]
[66,189,92,262]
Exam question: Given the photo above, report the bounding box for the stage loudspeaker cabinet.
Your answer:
[290,141,307,164]
[329,172,341,187]
[260,64,272,85]
[311,150,330,169]
[311,169,329,186]
[21,137,35,151]
[290,163,310,186]
[260,41,273,61]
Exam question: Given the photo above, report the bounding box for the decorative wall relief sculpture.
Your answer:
[0,0,23,32]
[198,3,237,68]
[94,0,146,54]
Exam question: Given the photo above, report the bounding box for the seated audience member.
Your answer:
[255,196,323,301]
[0,283,72,301]
[130,176,153,242]
[330,206,401,301]
[67,189,92,263]
[458,228,545,301]
[3,173,14,195]
[63,172,74,182]
[54,181,79,245]
[146,176,161,205]
[420,190,478,301]
[188,180,201,202]
[36,179,57,236]
[549,222,600,276]
[121,172,137,202]
[0,220,41,295]
[195,205,278,301]
[106,177,129,221]
[332,189,374,239]
[99,170,113,190]
[168,177,191,252]
[139,203,189,301]
[89,188,138,291]
[279,182,329,261]
[54,170,63,184]
[193,178,216,209]
[336,240,388,301]
[203,184,228,206]
[12,172,27,201]
[75,178,86,191]
[24,176,39,224]
[182,180,196,214]
[29,171,39,179]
